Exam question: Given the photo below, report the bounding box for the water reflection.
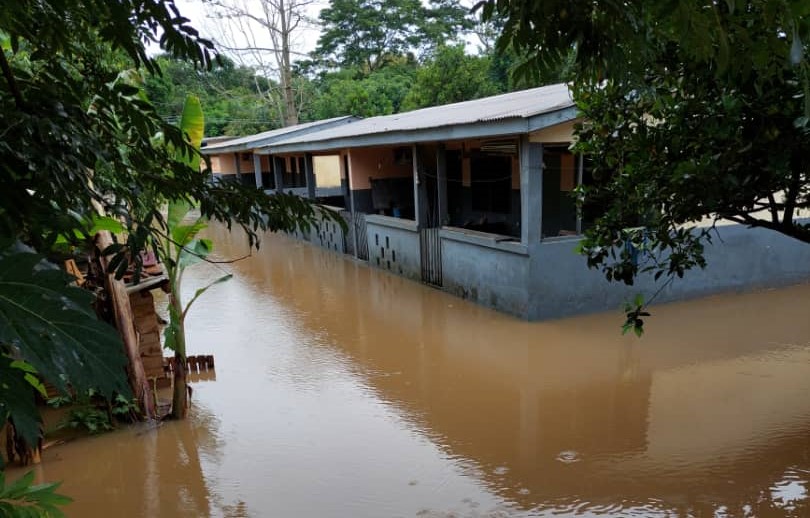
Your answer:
[17,403,227,517]
[11,224,810,517]
[205,225,810,517]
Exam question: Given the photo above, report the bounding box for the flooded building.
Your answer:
[208,84,810,319]
[201,116,356,192]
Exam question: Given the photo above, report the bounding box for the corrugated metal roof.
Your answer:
[271,83,573,149]
[201,115,357,154]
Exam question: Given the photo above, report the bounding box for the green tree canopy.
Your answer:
[144,55,279,136]
[307,61,417,118]
[313,0,471,72]
[482,0,810,331]
[401,45,502,110]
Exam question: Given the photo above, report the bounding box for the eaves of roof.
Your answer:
[200,115,359,155]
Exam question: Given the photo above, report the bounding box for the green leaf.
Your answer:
[0,246,129,402]
[88,215,124,234]
[178,238,212,269]
[179,95,204,171]
[163,301,182,353]
[167,199,192,233]
[171,218,207,249]
[0,471,72,517]
[0,356,41,445]
[183,273,232,319]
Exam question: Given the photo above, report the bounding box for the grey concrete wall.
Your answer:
[527,224,810,320]
[365,216,421,280]
[441,230,531,317]
[279,204,810,322]
[310,215,347,254]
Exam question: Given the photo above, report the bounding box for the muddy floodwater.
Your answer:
[12,224,810,517]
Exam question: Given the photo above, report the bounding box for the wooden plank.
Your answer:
[108,273,157,420]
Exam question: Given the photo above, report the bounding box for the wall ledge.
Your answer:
[315,187,344,197]
[365,214,419,232]
[441,227,528,256]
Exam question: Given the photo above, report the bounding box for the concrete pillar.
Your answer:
[412,144,422,229]
[462,154,472,217]
[576,153,584,235]
[253,153,262,189]
[436,143,448,226]
[347,150,359,257]
[342,154,351,209]
[234,153,242,186]
[520,136,543,245]
[304,153,316,199]
[273,156,285,193]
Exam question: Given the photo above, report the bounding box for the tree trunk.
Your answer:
[281,66,298,127]
[170,294,189,419]
[278,0,298,126]
[171,351,188,419]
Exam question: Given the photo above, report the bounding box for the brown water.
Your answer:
[12,225,810,517]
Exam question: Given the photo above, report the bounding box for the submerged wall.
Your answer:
[285,208,810,321]
[441,229,530,317]
[365,216,421,281]
[527,224,810,320]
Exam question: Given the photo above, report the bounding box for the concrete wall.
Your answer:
[349,147,412,189]
[209,155,227,174]
[313,155,341,188]
[210,152,268,175]
[209,152,265,187]
[280,206,810,321]
[348,147,413,214]
[441,229,531,317]
[309,209,347,254]
[527,224,810,320]
[365,216,422,280]
[529,120,579,144]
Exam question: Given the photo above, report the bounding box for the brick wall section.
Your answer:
[128,291,165,379]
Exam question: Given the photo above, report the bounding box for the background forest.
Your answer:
[145,0,562,137]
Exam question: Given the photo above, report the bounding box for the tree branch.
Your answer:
[0,48,24,109]
[766,192,779,224]
[783,152,802,226]
[721,212,810,244]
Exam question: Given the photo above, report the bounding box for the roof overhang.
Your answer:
[262,106,578,155]
[201,116,359,155]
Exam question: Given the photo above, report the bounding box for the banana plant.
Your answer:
[159,95,231,419]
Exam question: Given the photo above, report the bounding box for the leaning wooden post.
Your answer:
[96,232,156,420]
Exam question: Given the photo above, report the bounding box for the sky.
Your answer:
[165,0,481,70]
[171,0,330,64]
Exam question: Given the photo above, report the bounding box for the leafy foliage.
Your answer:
[482,0,810,332]
[0,358,43,450]
[47,390,139,433]
[144,55,279,136]
[307,63,418,119]
[0,246,128,443]
[62,405,113,435]
[401,45,502,110]
[313,0,471,72]
[0,471,71,518]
